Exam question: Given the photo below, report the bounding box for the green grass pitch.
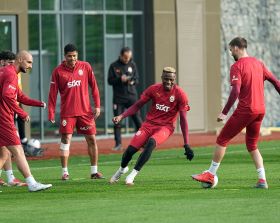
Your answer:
[0,140,280,223]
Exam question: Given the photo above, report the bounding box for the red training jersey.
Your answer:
[140,83,190,130]
[0,65,43,124]
[230,57,276,114]
[48,61,100,120]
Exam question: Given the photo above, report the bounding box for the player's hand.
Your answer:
[184,144,194,161]
[42,102,46,109]
[49,119,55,124]
[121,74,128,83]
[24,115,30,123]
[112,115,123,125]
[217,113,227,122]
[93,108,101,120]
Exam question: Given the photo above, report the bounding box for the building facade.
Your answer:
[0,0,234,142]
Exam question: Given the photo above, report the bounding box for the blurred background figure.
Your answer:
[108,47,142,151]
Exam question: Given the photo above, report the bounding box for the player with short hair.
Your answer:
[0,50,28,187]
[0,50,52,192]
[192,37,280,189]
[48,43,104,180]
[110,67,194,185]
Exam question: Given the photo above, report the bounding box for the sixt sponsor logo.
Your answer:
[67,80,81,88]
[156,104,170,112]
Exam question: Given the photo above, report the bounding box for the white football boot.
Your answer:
[28,182,52,192]
[109,167,129,184]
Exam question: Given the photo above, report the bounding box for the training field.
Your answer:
[1,140,280,223]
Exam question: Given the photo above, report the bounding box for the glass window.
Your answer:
[106,0,123,10]
[62,0,82,10]
[28,0,39,10]
[28,15,39,50]
[126,0,144,11]
[85,15,104,134]
[85,0,103,10]
[0,19,12,50]
[106,15,123,34]
[63,15,84,59]
[42,0,59,10]
[42,15,60,139]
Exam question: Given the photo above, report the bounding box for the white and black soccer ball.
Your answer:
[27,138,41,148]
[201,175,218,189]
[23,138,44,157]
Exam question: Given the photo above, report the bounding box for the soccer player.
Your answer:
[110,67,194,185]
[0,50,27,187]
[192,37,280,189]
[0,50,52,192]
[48,43,104,180]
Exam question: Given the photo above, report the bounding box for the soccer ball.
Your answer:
[23,139,44,157]
[27,138,41,148]
[201,175,218,189]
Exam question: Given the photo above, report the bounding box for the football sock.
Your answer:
[5,170,15,183]
[208,160,220,175]
[257,167,266,180]
[134,138,156,171]
[121,145,138,168]
[25,176,36,186]
[91,166,98,174]
[128,169,139,179]
[62,167,69,175]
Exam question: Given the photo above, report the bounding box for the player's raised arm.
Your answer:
[262,64,280,94]
[17,88,45,107]
[112,98,147,125]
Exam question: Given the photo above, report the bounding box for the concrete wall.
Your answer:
[221,0,280,127]
[176,0,221,131]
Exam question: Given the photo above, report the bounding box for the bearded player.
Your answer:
[48,44,104,180]
[109,67,194,185]
[192,37,280,189]
[0,50,52,192]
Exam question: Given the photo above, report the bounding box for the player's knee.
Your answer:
[125,145,138,156]
[60,143,70,156]
[246,145,257,152]
[144,138,156,151]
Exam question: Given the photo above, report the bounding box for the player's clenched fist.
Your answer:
[112,115,123,124]
[184,144,194,161]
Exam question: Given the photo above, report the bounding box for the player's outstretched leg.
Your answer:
[109,145,138,184]
[192,144,225,185]
[6,145,52,192]
[125,138,156,185]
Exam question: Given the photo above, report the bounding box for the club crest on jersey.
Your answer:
[135,130,142,136]
[62,120,67,127]
[127,67,133,73]
[169,95,175,102]
[78,69,83,76]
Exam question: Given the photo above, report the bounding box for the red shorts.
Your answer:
[0,121,21,147]
[216,112,264,151]
[130,122,173,149]
[60,113,96,135]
